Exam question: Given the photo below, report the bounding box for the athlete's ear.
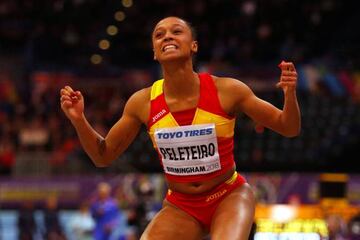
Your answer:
[191,41,198,54]
[153,49,157,60]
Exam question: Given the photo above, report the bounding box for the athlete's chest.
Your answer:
[164,95,199,112]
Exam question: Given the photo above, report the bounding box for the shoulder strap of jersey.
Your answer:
[148,79,170,128]
[198,73,230,118]
[150,79,164,100]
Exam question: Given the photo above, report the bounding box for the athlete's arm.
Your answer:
[60,86,148,167]
[216,61,301,137]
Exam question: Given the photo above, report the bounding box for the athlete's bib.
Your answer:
[154,123,221,176]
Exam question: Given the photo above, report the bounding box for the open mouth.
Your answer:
[162,44,178,52]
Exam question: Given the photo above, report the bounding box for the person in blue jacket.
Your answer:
[90,182,121,240]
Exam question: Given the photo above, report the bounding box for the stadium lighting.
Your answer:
[99,39,110,50]
[122,0,133,8]
[107,25,118,36]
[90,54,102,64]
[114,11,126,21]
[270,205,297,223]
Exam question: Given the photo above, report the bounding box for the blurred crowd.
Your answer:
[15,180,162,240]
[0,0,360,173]
[2,62,360,176]
[0,0,358,68]
[9,179,360,240]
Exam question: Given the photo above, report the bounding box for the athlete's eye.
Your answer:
[154,32,163,39]
[173,29,182,34]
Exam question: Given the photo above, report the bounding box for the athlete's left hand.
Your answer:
[254,61,298,134]
[276,61,298,93]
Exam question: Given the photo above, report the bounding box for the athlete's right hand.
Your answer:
[60,86,84,122]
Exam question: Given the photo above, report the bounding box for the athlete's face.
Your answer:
[152,17,198,63]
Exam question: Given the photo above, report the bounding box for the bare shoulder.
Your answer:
[125,87,151,124]
[211,75,253,115]
[127,86,151,104]
[212,75,250,94]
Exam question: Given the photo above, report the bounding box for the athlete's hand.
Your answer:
[276,61,298,93]
[60,85,84,122]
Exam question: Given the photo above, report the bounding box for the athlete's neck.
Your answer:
[161,61,199,98]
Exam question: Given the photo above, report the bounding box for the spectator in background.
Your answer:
[0,137,15,175]
[326,214,350,240]
[18,117,49,151]
[90,182,123,240]
[69,200,95,240]
[125,177,155,239]
[18,201,36,240]
[287,193,302,206]
[348,213,360,240]
[43,195,66,240]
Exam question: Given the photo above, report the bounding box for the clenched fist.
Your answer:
[60,85,85,123]
[276,61,298,93]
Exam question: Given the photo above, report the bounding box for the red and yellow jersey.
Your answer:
[147,73,236,183]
